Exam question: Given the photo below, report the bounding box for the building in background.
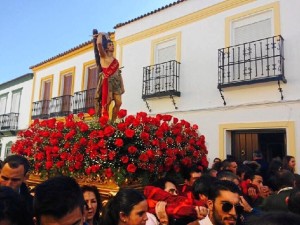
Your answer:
[0,73,33,159]
[29,0,300,170]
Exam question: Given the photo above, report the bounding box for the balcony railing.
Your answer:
[0,113,19,131]
[49,95,73,117]
[73,88,96,114]
[31,100,51,120]
[142,60,181,99]
[218,35,285,89]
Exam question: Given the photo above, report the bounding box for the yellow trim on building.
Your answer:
[117,0,255,46]
[81,60,96,91]
[116,0,254,65]
[31,44,93,72]
[39,75,54,100]
[218,121,296,160]
[29,72,37,124]
[150,32,182,65]
[58,67,75,96]
[225,1,280,47]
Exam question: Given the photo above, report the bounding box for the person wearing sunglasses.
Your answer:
[202,180,243,225]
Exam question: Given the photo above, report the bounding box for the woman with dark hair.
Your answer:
[265,159,283,192]
[81,185,102,225]
[282,155,296,173]
[101,188,148,225]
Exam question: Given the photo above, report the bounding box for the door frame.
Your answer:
[219,121,295,160]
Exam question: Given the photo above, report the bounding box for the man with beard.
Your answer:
[200,180,243,225]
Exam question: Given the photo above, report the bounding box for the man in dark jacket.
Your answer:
[0,155,33,220]
[260,169,295,212]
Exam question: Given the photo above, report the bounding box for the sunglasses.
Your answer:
[221,202,244,214]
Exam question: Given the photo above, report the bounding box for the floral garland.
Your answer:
[12,109,208,185]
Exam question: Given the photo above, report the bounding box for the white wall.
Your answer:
[0,75,33,160]
[115,0,300,171]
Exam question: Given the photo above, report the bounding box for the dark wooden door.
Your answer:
[62,75,72,113]
[86,67,98,109]
[42,80,51,115]
[232,132,258,162]
[231,130,286,162]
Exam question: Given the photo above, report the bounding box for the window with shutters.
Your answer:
[154,39,176,65]
[32,76,53,119]
[11,89,22,113]
[61,73,73,114]
[41,78,52,116]
[0,94,8,115]
[218,2,284,96]
[50,67,75,117]
[231,10,273,46]
[74,63,98,114]
[142,32,181,100]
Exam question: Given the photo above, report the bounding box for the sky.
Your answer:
[0,0,176,84]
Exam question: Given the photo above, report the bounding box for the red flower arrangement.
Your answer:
[12,109,208,185]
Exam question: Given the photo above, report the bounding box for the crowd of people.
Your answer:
[0,152,300,225]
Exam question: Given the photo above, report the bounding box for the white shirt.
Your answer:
[146,212,159,225]
[198,215,213,225]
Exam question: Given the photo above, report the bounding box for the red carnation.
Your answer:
[91,165,100,173]
[77,112,84,119]
[162,114,172,121]
[146,149,155,159]
[105,168,113,178]
[181,157,192,167]
[78,122,89,132]
[99,115,109,126]
[173,117,179,124]
[74,161,82,170]
[97,139,106,148]
[114,138,124,147]
[127,163,137,173]
[117,109,127,118]
[128,146,137,154]
[79,137,88,146]
[117,122,127,131]
[139,153,149,162]
[56,161,64,168]
[121,155,129,164]
[140,132,149,140]
[85,167,92,175]
[45,161,53,170]
[108,151,116,160]
[125,129,135,138]
[56,121,65,130]
[88,108,95,116]
[165,157,175,166]
[104,126,115,137]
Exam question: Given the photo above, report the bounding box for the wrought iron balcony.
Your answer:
[142,60,181,99]
[0,113,19,131]
[142,60,181,111]
[218,35,285,89]
[73,88,96,114]
[31,100,51,119]
[49,95,73,117]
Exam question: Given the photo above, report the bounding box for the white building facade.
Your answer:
[114,0,300,170]
[30,0,300,171]
[0,73,33,160]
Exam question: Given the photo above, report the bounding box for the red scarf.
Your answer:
[101,58,119,116]
[144,186,205,219]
